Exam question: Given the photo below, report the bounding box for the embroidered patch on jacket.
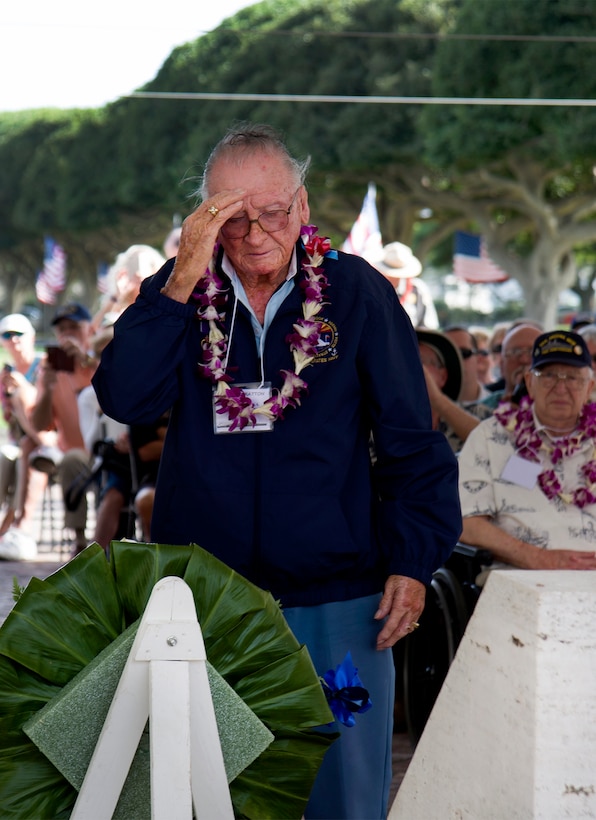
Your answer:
[312,319,339,364]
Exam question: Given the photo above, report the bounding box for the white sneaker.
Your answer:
[0,528,38,560]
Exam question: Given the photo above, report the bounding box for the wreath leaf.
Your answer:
[0,541,335,819]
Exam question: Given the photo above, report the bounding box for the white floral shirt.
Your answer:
[458,415,596,553]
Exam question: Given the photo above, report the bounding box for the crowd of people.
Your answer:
[370,225,596,583]
[0,238,172,560]
[2,122,596,818]
[392,300,596,575]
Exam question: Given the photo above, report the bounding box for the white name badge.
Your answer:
[500,454,542,490]
[213,382,274,434]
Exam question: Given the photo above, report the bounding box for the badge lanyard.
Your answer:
[212,296,273,434]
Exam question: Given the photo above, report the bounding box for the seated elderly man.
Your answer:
[482,321,542,410]
[458,329,596,571]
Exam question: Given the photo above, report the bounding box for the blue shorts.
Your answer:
[100,470,130,499]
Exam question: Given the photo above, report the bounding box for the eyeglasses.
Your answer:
[504,346,533,359]
[531,369,591,392]
[1,331,24,340]
[476,349,489,357]
[491,344,502,355]
[459,347,477,360]
[220,188,300,239]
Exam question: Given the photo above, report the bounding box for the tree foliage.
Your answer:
[423,0,596,167]
[0,0,450,313]
[1,0,596,326]
[415,0,596,325]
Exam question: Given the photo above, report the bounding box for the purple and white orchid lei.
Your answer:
[193,225,333,431]
[494,395,596,508]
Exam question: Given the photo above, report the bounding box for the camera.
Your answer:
[45,345,75,372]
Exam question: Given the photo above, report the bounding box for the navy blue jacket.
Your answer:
[93,246,461,607]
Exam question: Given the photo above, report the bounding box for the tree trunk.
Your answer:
[516,242,577,329]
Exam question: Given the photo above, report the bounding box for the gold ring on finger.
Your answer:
[208,205,219,217]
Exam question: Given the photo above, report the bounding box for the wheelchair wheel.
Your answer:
[402,566,469,743]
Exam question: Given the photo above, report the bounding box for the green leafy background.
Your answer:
[0,542,335,819]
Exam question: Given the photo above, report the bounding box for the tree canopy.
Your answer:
[417,0,596,325]
[1,0,596,327]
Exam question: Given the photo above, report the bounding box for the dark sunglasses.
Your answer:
[1,331,24,340]
[475,349,489,357]
[459,347,477,360]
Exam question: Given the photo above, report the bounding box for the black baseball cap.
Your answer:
[531,330,592,370]
[51,302,91,326]
[570,311,596,331]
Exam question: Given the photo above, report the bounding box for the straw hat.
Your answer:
[369,242,422,280]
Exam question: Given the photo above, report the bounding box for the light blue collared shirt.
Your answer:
[221,248,298,362]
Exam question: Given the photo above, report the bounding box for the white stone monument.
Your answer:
[390,570,596,819]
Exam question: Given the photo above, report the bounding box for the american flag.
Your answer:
[341,182,383,260]
[453,231,509,283]
[35,237,67,304]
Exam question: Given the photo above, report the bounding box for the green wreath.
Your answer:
[0,541,335,819]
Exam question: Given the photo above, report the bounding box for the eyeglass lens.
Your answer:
[504,347,533,358]
[534,371,588,390]
[221,189,299,239]
[1,331,24,340]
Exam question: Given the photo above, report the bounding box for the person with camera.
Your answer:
[30,302,97,556]
[0,314,49,559]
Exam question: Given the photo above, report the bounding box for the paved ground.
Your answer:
[0,480,95,624]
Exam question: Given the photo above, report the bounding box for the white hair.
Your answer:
[578,323,596,345]
[104,244,165,296]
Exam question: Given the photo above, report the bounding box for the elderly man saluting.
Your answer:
[459,329,596,571]
[93,122,461,819]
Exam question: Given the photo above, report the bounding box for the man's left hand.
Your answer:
[374,575,426,649]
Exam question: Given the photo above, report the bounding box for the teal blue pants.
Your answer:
[283,593,395,820]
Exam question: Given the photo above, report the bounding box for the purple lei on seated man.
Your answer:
[495,396,596,509]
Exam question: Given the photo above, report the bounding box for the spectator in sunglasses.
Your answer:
[482,322,543,410]
[485,322,511,393]
[30,302,98,557]
[470,327,492,385]
[444,325,491,406]
[0,314,49,559]
[417,328,490,453]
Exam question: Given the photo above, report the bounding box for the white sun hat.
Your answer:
[369,242,422,280]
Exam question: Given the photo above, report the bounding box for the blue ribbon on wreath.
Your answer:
[321,651,373,727]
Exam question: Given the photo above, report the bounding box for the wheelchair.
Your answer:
[65,438,140,543]
[395,542,493,744]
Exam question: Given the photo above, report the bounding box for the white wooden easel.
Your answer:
[71,576,234,820]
